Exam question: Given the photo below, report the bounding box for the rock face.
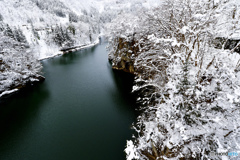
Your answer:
[0,75,45,98]
[109,37,139,74]
[112,37,240,75]
[112,57,135,74]
[213,37,240,53]
[12,75,45,90]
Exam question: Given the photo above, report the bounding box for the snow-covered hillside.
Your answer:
[0,0,162,59]
[0,0,103,59]
[0,0,162,96]
[0,0,105,96]
[107,0,240,159]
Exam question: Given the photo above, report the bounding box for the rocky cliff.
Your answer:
[109,37,139,74]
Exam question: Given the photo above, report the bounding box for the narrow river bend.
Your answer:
[0,43,137,160]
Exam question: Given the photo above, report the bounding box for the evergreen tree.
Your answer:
[68,25,76,35]
[52,24,74,47]
[4,24,14,38]
[53,24,63,46]
[64,29,74,46]
[69,12,79,23]
[0,23,4,32]
[0,13,3,21]
[31,23,40,40]
[14,27,26,43]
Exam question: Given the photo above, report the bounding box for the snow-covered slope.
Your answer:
[0,0,102,59]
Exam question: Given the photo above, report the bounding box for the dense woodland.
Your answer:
[107,0,240,159]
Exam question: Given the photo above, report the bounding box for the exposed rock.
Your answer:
[213,37,240,53]
[109,37,139,74]
[225,39,240,53]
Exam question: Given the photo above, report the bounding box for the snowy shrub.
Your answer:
[39,17,44,22]
[69,12,79,23]
[35,0,45,10]
[28,23,40,41]
[4,24,14,39]
[54,9,66,18]
[13,27,27,43]
[27,18,32,24]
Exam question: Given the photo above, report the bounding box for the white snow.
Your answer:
[125,141,139,160]
[0,89,18,98]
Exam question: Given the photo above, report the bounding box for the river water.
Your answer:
[0,43,137,160]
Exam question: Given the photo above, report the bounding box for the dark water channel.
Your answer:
[0,43,137,160]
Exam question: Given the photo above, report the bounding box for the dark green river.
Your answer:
[0,43,137,160]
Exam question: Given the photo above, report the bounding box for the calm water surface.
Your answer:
[0,43,137,160]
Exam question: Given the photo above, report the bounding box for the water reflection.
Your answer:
[108,65,137,113]
[0,82,49,155]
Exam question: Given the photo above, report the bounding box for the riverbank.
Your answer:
[0,39,100,99]
[38,39,100,61]
[0,75,45,99]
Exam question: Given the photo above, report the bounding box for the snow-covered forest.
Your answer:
[0,0,103,59]
[107,0,240,159]
[0,0,161,96]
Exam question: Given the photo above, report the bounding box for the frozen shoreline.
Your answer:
[0,89,19,98]
[39,39,100,61]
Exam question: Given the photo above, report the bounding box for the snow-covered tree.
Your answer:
[69,12,79,23]
[13,27,27,43]
[4,24,14,39]
[51,24,74,47]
